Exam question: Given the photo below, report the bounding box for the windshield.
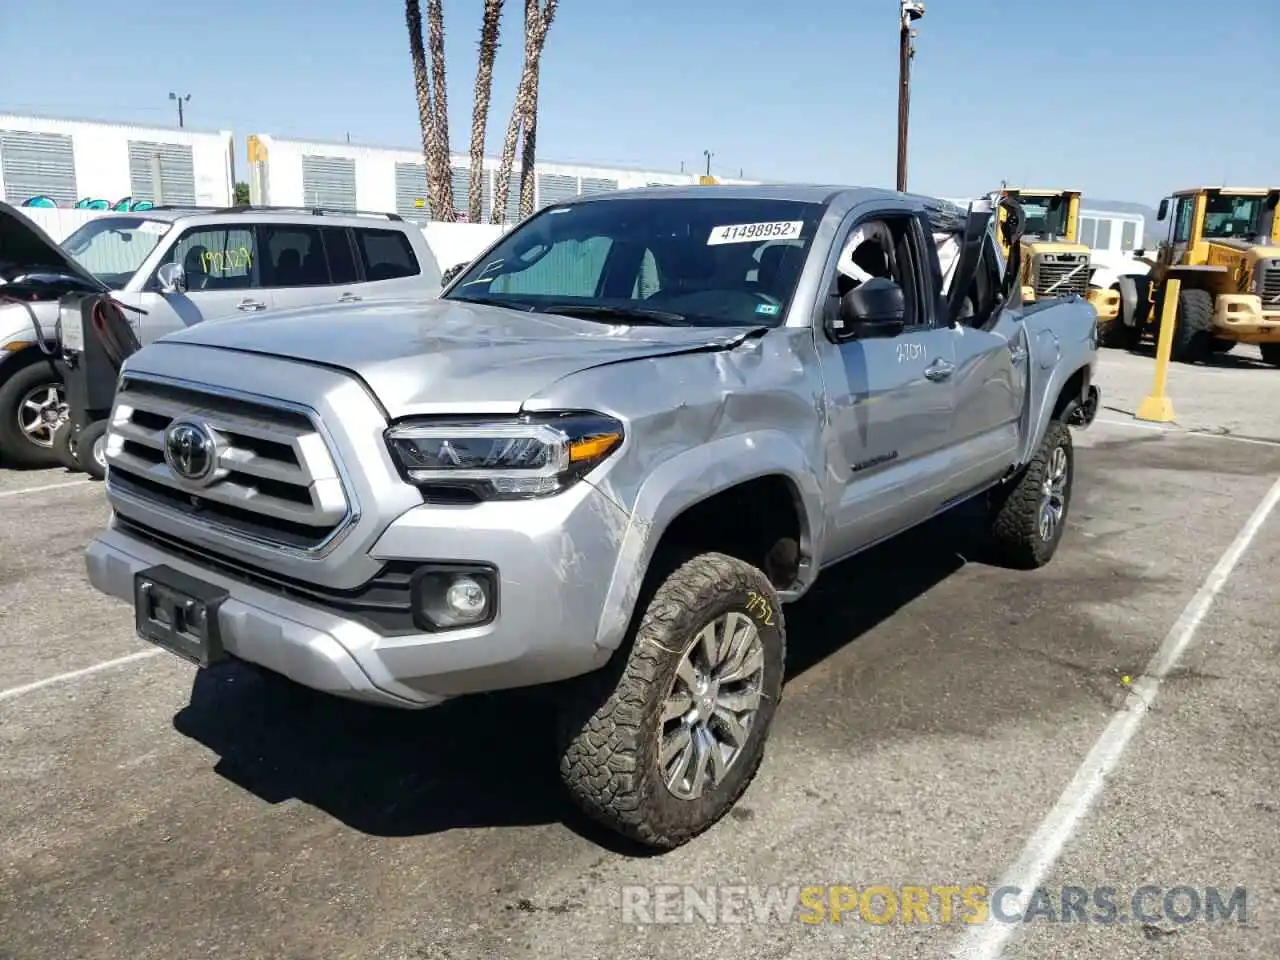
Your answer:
[1202,194,1264,240]
[1017,194,1069,240]
[60,217,171,287]
[443,196,827,327]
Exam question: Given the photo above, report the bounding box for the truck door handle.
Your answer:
[338,292,363,303]
[236,298,267,312]
[924,358,955,382]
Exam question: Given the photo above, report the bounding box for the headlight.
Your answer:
[385,411,624,500]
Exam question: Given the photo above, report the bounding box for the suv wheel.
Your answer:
[557,552,785,849]
[987,419,1074,569]
[0,361,67,467]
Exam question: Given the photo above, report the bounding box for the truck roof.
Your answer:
[1171,187,1278,197]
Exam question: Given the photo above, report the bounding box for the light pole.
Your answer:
[703,150,713,177]
[169,91,191,128]
[896,1,925,192]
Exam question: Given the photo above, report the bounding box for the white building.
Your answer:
[0,114,236,209]
[244,133,757,222]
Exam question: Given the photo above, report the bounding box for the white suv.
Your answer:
[0,204,442,467]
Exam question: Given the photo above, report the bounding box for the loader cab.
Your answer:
[1155,188,1280,268]
[995,188,1098,306]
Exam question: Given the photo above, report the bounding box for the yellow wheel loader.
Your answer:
[994,188,1121,333]
[1112,187,1280,364]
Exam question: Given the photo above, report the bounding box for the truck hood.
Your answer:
[152,297,764,416]
[0,200,107,293]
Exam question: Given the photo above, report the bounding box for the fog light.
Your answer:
[412,567,496,630]
[446,576,487,618]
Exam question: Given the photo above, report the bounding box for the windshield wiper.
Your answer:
[448,294,536,312]
[536,303,689,326]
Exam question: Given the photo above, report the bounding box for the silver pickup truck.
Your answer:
[84,184,1100,849]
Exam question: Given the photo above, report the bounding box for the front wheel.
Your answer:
[0,361,67,467]
[557,552,785,849]
[987,419,1074,569]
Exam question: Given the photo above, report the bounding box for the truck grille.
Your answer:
[1260,265,1280,305]
[1033,254,1091,299]
[105,376,351,551]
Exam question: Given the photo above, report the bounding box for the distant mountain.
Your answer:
[1081,197,1161,225]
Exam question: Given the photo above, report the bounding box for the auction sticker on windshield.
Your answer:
[707,221,803,245]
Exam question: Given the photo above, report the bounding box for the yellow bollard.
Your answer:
[1135,277,1179,422]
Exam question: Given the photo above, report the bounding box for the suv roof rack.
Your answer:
[211,204,404,221]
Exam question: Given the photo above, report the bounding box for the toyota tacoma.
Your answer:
[84,184,1100,849]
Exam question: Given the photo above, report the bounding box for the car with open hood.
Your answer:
[0,201,439,466]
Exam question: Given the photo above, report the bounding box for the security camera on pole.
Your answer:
[897,1,925,192]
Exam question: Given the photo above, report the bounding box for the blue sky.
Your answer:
[2,0,1275,205]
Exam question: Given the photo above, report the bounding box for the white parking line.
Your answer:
[0,648,162,704]
[949,472,1280,960]
[0,478,94,499]
[1094,416,1280,447]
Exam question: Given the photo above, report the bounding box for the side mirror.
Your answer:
[1157,198,1169,221]
[834,277,906,339]
[439,263,467,287]
[156,262,187,294]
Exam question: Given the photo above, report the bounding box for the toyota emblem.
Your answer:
[163,420,218,483]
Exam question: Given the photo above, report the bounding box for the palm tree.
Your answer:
[468,0,504,224]
[405,0,445,219]
[425,0,455,220]
[492,0,557,224]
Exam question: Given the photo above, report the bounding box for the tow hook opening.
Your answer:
[1066,385,1100,428]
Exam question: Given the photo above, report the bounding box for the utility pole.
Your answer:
[169,91,190,128]
[896,1,925,192]
[703,150,713,177]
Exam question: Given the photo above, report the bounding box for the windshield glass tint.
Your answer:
[1018,195,1068,239]
[444,196,827,327]
[1202,195,1264,239]
[61,217,170,287]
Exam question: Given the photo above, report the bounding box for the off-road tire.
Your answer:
[1169,286,1214,364]
[1259,344,1280,367]
[1210,337,1234,355]
[0,360,63,468]
[987,419,1074,569]
[74,419,109,481]
[557,552,786,850]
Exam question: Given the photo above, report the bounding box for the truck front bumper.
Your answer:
[86,482,628,708]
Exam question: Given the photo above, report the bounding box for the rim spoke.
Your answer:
[662,691,694,723]
[707,734,728,786]
[718,644,764,685]
[675,656,698,694]
[712,705,751,747]
[661,725,693,771]
[688,727,714,798]
[716,687,761,713]
[697,622,720,670]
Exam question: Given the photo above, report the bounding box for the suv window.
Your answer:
[157,225,257,291]
[356,228,420,281]
[320,226,359,285]
[259,224,330,288]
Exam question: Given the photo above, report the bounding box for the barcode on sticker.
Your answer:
[707,221,803,245]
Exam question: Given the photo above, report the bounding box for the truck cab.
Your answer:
[1140,187,1280,364]
[994,188,1120,328]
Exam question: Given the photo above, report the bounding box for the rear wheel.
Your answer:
[51,420,81,471]
[74,419,109,481]
[987,419,1074,569]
